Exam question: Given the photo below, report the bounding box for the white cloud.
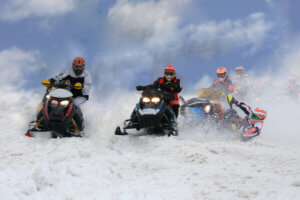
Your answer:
[0,0,77,21]
[277,41,300,78]
[0,47,45,87]
[184,12,273,58]
[108,0,191,40]
[108,0,273,62]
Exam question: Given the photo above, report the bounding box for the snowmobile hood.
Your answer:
[49,88,73,98]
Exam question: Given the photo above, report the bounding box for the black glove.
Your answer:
[48,78,55,84]
[231,97,239,105]
[136,86,145,91]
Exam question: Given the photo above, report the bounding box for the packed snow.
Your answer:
[0,89,299,200]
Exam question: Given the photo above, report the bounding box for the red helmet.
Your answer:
[216,67,227,81]
[72,57,85,75]
[164,65,176,81]
[235,66,245,76]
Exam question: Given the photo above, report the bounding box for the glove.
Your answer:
[136,86,145,91]
[48,78,55,84]
[226,94,238,106]
[231,97,238,105]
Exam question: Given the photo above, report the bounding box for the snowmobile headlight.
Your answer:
[60,100,70,107]
[46,94,51,99]
[142,97,151,103]
[51,99,59,105]
[151,97,160,103]
[204,105,211,114]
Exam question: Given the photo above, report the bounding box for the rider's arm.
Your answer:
[237,102,251,116]
[82,71,92,100]
[173,79,182,93]
[136,78,161,91]
[49,69,71,83]
[226,77,235,92]
[210,80,219,89]
[150,78,161,88]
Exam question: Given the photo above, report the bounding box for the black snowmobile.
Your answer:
[115,86,178,136]
[25,80,84,138]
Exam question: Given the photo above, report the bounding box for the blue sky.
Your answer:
[0,0,299,91]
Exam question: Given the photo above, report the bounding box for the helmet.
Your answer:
[235,66,245,76]
[164,65,176,81]
[251,108,267,120]
[72,57,85,75]
[216,67,227,81]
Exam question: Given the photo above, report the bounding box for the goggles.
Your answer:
[73,65,84,70]
[73,65,84,75]
[235,70,244,75]
[165,71,175,76]
[217,73,226,78]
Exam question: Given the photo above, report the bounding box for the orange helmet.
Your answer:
[251,108,267,120]
[217,67,227,81]
[72,57,85,75]
[164,65,176,81]
[235,66,245,75]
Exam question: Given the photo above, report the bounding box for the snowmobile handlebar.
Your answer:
[136,85,146,91]
[42,80,83,90]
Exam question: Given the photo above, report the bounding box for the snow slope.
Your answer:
[0,90,299,200]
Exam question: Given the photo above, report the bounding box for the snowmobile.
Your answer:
[179,97,222,126]
[25,80,84,138]
[179,88,225,124]
[115,86,178,136]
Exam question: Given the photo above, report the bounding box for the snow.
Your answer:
[0,90,299,200]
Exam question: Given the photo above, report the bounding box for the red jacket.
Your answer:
[210,75,235,93]
[151,77,182,105]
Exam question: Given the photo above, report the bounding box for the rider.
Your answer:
[234,66,248,79]
[49,57,92,107]
[232,65,251,99]
[282,76,300,99]
[137,65,182,117]
[227,94,267,138]
[25,57,90,137]
[210,67,235,93]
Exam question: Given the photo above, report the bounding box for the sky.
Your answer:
[0,0,299,92]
